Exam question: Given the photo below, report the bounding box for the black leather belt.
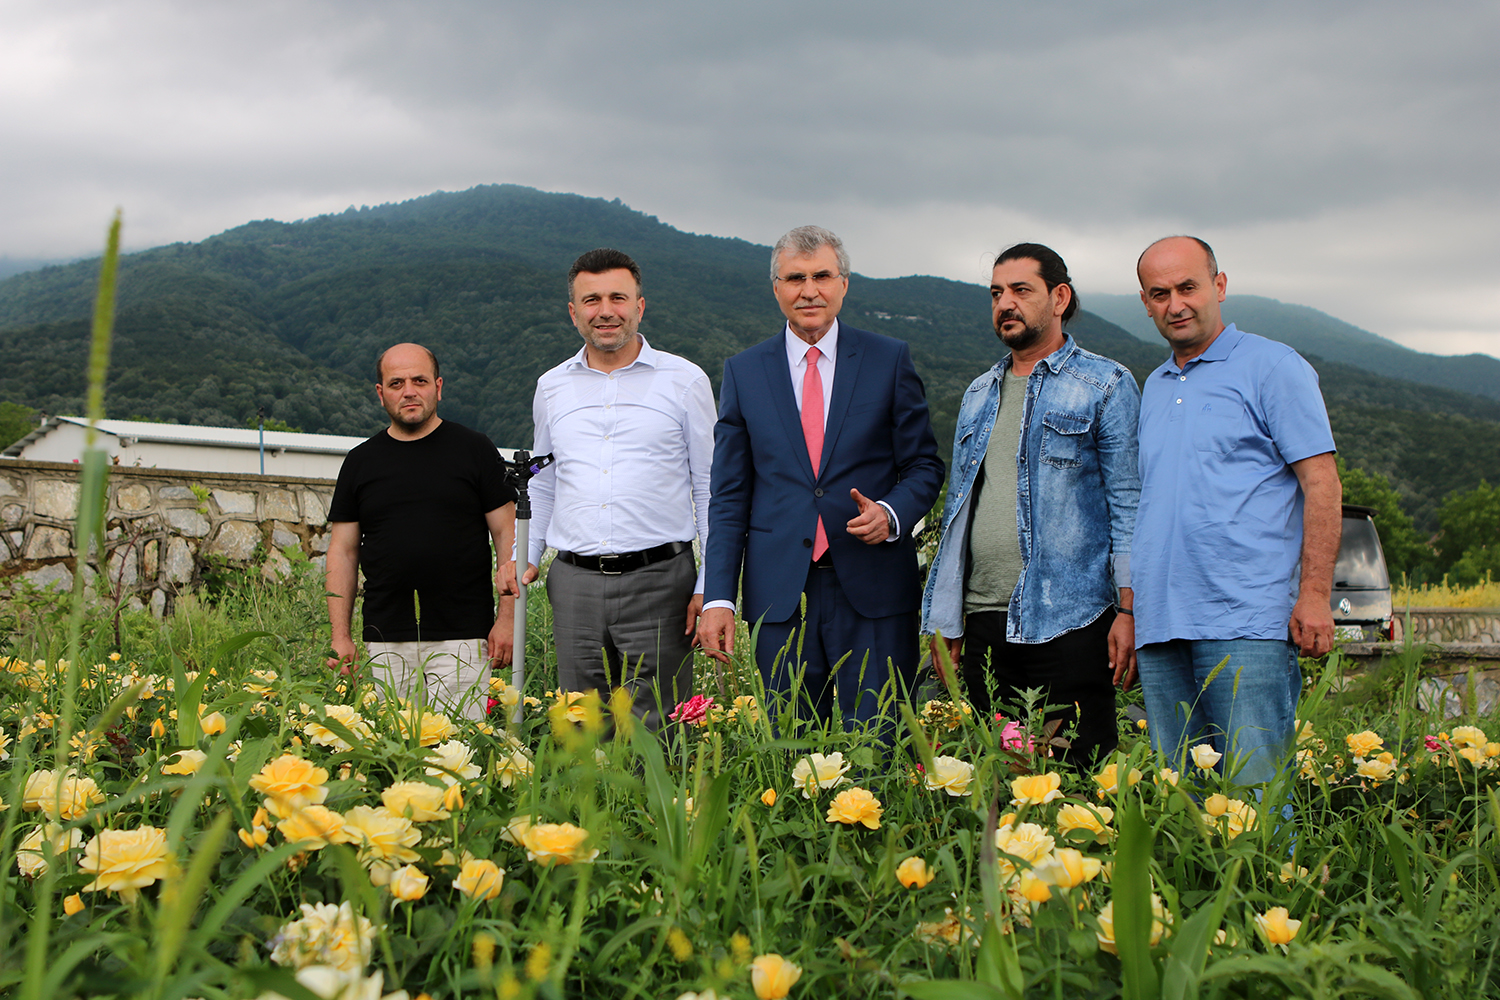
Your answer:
[555,541,691,575]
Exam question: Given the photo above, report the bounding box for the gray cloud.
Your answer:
[2,0,1496,356]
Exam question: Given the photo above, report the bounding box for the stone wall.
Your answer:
[0,459,334,616]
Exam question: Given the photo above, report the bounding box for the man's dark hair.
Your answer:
[1136,236,1218,279]
[568,248,642,298]
[995,242,1078,324]
[375,344,440,382]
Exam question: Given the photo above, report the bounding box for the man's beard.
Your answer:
[997,315,1046,353]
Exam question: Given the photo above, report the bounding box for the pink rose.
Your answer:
[670,694,716,727]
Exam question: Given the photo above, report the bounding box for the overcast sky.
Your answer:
[4,0,1497,358]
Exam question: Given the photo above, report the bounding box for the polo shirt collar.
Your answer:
[1165,323,1242,375]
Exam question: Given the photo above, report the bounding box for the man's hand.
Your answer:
[1108,614,1136,689]
[685,592,704,638]
[1290,593,1335,657]
[496,559,519,597]
[327,636,360,676]
[520,563,540,586]
[697,606,736,663]
[489,609,515,667]
[929,635,962,686]
[847,488,890,544]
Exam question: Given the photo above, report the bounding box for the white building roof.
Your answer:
[3,416,370,458]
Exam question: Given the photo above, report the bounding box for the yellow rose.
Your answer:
[80,826,174,903]
[269,901,376,972]
[150,718,167,739]
[453,858,505,900]
[760,788,778,807]
[791,752,851,798]
[1056,803,1113,840]
[1009,771,1063,807]
[1204,793,1230,817]
[750,953,802,1000]
[1155,767,1180,787]
[499,814,535,845]
[161,749,207,775]
[23,769,105,820]
[424,739,482,783]
[732,694,762,723]
[1189,743,1223,770]
[914,906,980,949]
[276,806,348,849]
[924,755,975,797]
[496,750,534,789]
[303,704,373,751]
[250,755,330,816]
[1204,798,1257,840]
[1095,894,1170,955]
[1016,869,1053,903]
[993,822,1055,883]
[1092,763,1142,798]
[1255,906,1302,945]
[1294,719,1317,744]
[1450,725,1487,749]
[63,893,85,916]
[387,863,430,902]
[1278,862,1310,883]
[1035,847,1103,889]
[896,856,935,889]
[199,711,228,736]
[340,806,422,867]
[1356,755,1398,782]
[521,822,599,866]
[547,691,603,735]
[381,780,451,822]
[825,787,883,829]
[16,823,84,877]
[1345,730,1384,757]
[395,708,458,747]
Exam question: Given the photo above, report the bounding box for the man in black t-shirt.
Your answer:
[326,342,517,719]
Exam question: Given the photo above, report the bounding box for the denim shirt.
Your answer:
[921,336,1141,644]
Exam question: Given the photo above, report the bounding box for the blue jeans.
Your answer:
[1136,639,1301,786]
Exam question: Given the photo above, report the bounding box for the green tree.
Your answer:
[1436,480,1500,585]
[0,400,37,450]
[1336,457,1429,581]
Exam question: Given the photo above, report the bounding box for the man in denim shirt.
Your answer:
[921,244,1140,766]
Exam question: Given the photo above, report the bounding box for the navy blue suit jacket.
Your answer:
[705,324,944,624]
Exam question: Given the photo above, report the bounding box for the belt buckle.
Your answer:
[598,554,624,575]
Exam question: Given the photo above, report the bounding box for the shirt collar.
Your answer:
[784,318,840,367]
[564,334,658,372]
[996,333,1076,378]
[1161,323,1242,375]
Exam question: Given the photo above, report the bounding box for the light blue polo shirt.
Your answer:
[1133,324,1335,646]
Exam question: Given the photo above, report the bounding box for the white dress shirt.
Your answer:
[528,336,716,592]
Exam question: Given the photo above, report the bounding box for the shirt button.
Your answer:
[971,460,977,465]
[1176,398,1183,404]
[1179,375,1186,382]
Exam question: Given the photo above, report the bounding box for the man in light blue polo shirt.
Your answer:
[1132,236,1341,785]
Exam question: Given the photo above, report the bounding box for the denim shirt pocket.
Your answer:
[1040,410,1091,468]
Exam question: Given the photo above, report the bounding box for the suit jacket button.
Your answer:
[803,538,812,547]
[814,488,824,497]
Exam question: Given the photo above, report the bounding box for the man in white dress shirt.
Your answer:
[521,248,716,729]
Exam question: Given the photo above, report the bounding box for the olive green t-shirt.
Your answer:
[964,369,1027,614]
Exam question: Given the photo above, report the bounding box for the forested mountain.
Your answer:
[1086,292,1500,402]
[1,183,1496,534]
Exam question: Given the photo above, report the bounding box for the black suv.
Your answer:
[1332,504,1397,642]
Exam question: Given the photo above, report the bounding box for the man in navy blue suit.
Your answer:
[698,226,944,730]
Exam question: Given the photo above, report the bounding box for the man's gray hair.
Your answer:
[770,226,850,282]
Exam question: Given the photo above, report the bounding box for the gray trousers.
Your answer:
[546,548,696,731]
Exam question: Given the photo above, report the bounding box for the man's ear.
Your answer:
[1053,282,1073,318]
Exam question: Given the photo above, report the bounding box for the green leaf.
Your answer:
[1114,800,1161,1000]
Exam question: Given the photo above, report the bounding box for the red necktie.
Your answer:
[802,346,828,560]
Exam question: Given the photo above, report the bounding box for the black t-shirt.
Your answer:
[329,421,516,642]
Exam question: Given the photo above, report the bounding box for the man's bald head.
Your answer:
[1137,236,1218,284]
[376,343,440,383]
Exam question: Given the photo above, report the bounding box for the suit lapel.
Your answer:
[760,339,817,483]
[820,326,862,473]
